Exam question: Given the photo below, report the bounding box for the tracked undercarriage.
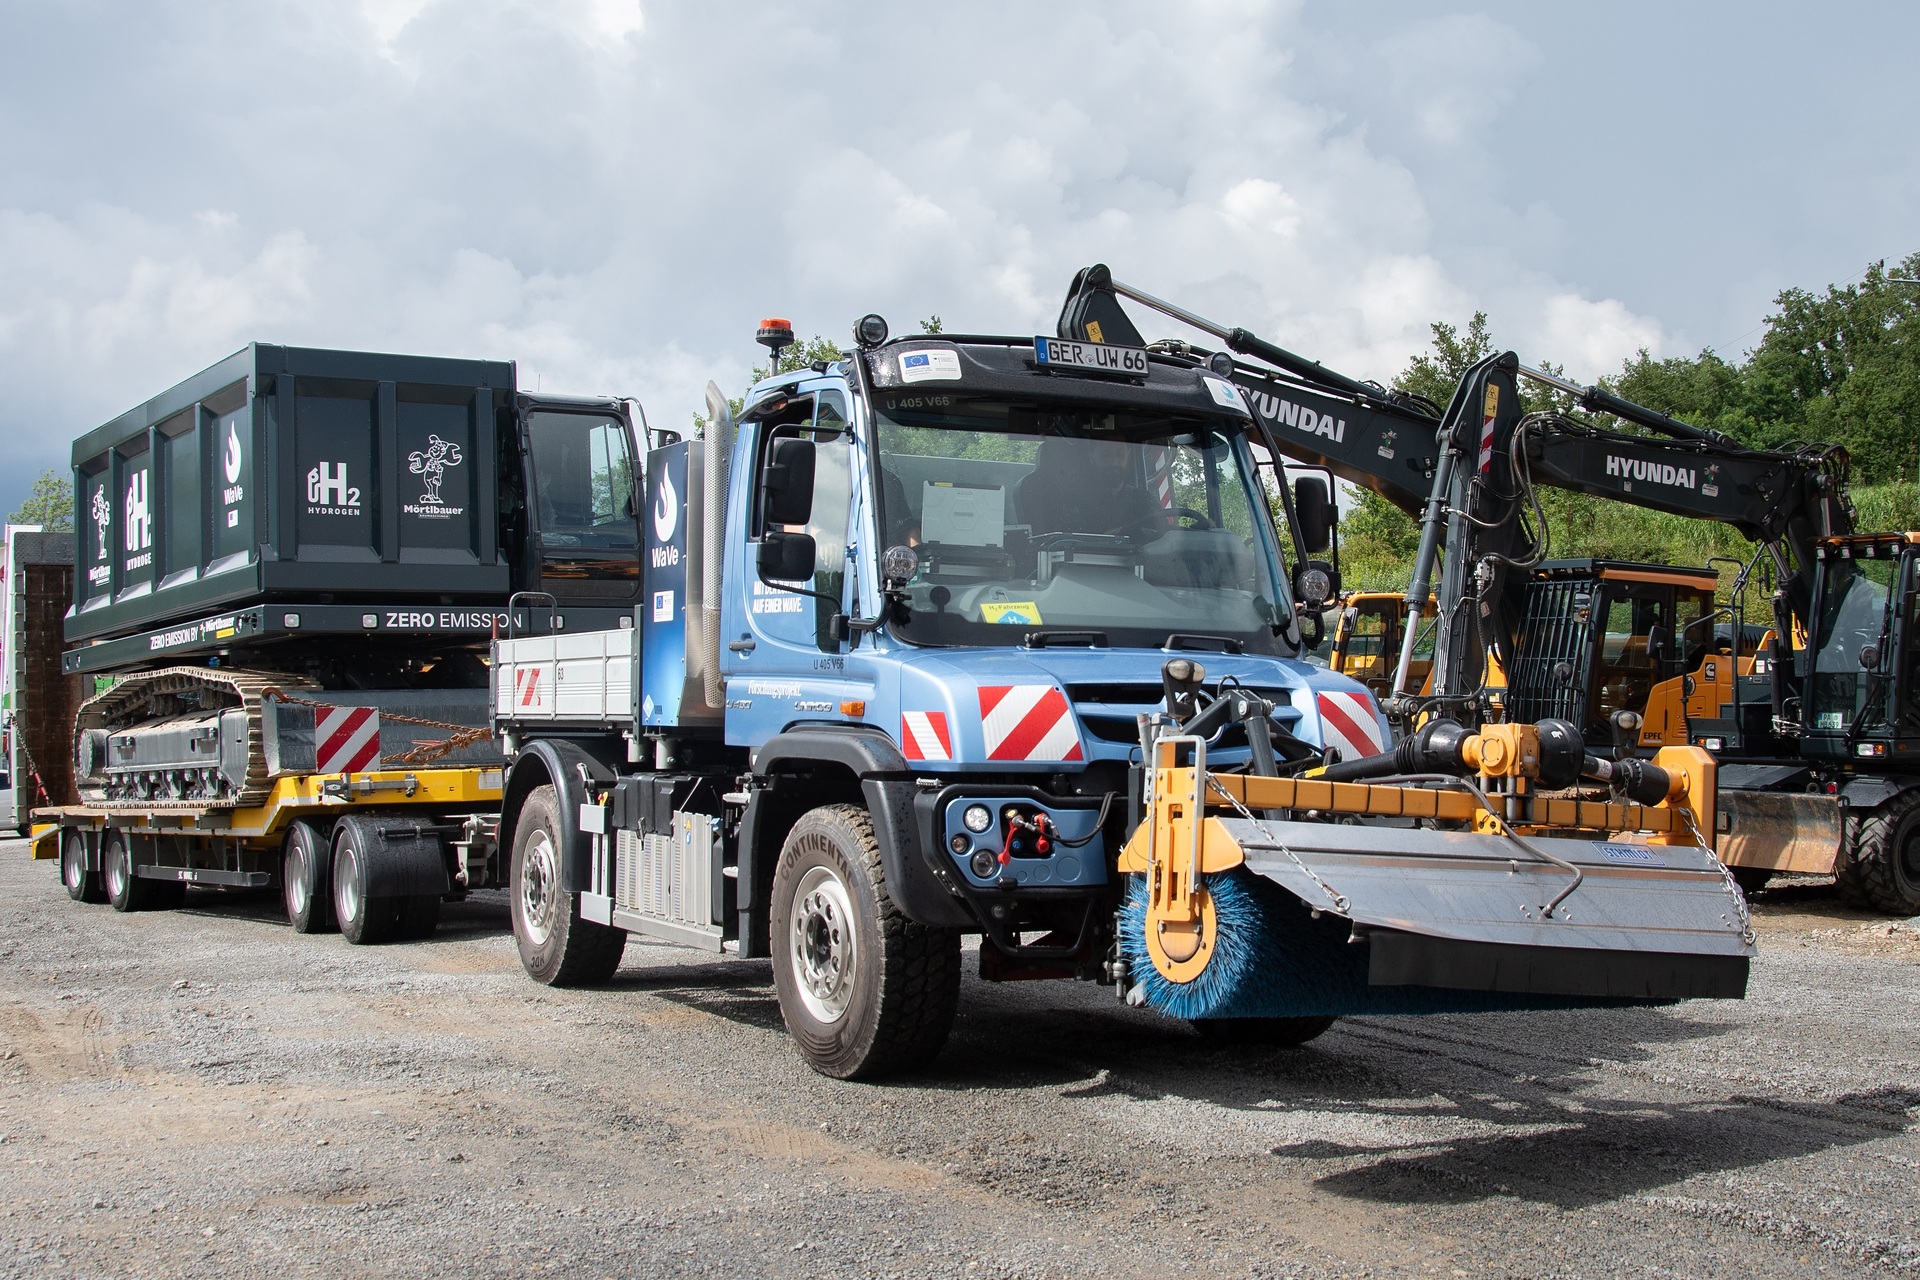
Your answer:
[73,667,318,809]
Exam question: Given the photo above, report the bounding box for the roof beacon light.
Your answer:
[756,317,795,365]
[854,313,890,348]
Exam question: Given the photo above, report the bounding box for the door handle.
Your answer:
[728,638,757,654]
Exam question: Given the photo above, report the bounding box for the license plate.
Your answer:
[1033,336,1149,376]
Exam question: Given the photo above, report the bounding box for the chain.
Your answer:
[1204,773,1351,913]
[1676,803,1755,945]
[259,688,493,768]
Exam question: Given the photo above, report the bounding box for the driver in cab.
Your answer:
[1020,436,1163,539]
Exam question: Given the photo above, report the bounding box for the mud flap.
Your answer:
[1225,819,1753,1007]
[1715,789,1843,875]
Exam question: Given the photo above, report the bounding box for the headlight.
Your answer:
[962,804,993,833]
[1296,566,1332,607]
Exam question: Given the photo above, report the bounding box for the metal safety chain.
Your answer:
[259,687,492,768]
[1204,772,1351,914]
[1676,803,1755,945]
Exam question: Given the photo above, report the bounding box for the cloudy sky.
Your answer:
[3,1,1915,519]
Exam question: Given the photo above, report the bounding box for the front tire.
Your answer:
[283,820,334,933]
[61,829,104,904]
[510,785,625,984]
[1837,791,1920,915]
[769,804,960,1080]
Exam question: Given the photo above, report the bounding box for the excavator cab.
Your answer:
[1329,593,1434,698]
[1507,560,1719,754]
[1800,534,1920,765]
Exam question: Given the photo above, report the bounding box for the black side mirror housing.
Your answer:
[758,530,816,582]
[760,436,816,529]
[1294,476,1333,553]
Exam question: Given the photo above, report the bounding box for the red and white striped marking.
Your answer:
[899,711,952,762]
[316,706,382,774]
[979,685,1083,762]
[1316,691,1384,763]
[514,667,546,710]
[1477,382,1500,474]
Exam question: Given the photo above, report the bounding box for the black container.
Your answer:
[69,345,514,644]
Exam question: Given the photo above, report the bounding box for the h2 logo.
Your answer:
[306,461,361,512]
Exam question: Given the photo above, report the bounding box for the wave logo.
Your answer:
[223,421,243,484]
[653,466,678,542]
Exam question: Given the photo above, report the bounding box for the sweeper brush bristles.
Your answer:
[1119,869,1285,1021]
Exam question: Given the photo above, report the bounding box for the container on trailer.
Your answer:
[68,344,515,645]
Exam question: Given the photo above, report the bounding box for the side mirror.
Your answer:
[760,436,816,529]
[758,530,816,582]
[1860,644,1881,671]
[1294,477,1333,553]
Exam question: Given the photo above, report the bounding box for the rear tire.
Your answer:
[331,821,398,945]
[61,830,104,904]
[770,804,961,1080]
[1836,791,1920,915]
[510,785,625,984]
[1190,1016,1336,1048]
[103,830,152,912]
[282,820,334,933]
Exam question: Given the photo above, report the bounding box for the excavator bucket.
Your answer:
[1717,789,1844,876]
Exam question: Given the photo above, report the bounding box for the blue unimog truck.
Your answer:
[491,313,1754,1080]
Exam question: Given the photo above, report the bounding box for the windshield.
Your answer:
[1810,555,1896,732]
[873,396,1292,653]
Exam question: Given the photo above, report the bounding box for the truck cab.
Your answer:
[494,327,1393,1073]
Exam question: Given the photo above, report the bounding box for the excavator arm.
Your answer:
[1055,265,1854,727]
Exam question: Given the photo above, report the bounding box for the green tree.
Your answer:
[8,470,72,532]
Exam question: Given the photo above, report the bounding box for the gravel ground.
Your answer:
[2,844,1916,1280]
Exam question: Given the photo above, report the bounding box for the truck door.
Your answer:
[522,409,642,603]
[746,389,854,653]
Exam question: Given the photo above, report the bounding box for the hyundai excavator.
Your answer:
[1055,265,1920,914]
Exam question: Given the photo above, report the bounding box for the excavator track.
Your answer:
[74,667,319,810]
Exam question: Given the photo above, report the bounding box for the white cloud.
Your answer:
[0,0,1673,513]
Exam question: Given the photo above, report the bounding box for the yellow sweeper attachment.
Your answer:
[1116,721,1754,1023]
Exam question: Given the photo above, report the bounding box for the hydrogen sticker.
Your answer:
[1203,376,1249,413]
[1593,842,1666,867]
[899,349,961,383]
[981,601,1042,625]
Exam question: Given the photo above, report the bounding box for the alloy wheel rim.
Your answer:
[790,862,857,1024]
[286,843,309,916]
[521,830,558,946]
[337,846,361,923]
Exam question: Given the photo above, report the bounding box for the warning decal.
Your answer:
[316,706,382,774]
[900,711,953,762]
[979,685,1083,763]
[1316,691,1384,763]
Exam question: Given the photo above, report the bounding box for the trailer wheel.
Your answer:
[770,804,961,1080]
[1837,790,1920,915]
[1190,1016,1336,1048]
[101,830,168,912]
[331,820,399,945]
[510,785,625,984]
[282,820,334,933]
[61,829,104,904]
